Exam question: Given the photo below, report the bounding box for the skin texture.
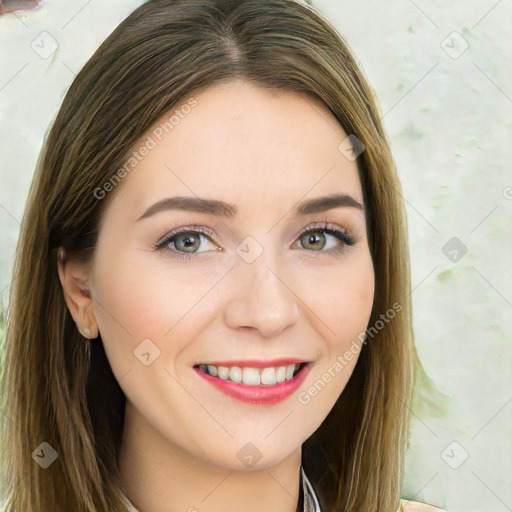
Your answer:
[59,79,375,512]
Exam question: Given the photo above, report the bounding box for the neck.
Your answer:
[118,400,302,512]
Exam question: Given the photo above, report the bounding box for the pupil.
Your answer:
[178,234,198,252]
[304,232,324,250]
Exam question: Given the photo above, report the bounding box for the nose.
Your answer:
[223,252,300,338]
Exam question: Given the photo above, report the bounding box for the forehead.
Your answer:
[110,80,363,218]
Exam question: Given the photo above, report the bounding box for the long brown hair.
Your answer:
[0,1,417,510]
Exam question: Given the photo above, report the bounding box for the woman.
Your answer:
[0,1,446,511]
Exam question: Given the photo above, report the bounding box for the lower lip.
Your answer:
[194,363,312,405]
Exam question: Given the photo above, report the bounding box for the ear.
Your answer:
[57,247,99,339]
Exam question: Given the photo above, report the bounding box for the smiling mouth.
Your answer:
[194,362,306,386]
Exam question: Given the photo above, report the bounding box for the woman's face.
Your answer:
[83,79,374,469]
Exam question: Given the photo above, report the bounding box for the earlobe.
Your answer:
[57,247,99,339]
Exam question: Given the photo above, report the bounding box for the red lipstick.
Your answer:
[194,361,312,405]
[201,358,304,368]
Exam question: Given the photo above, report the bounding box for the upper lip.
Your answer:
[195,358,308,368]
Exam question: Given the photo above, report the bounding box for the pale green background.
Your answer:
[1,1,511,511]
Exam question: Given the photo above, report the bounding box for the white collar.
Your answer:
[301,466,322,512]
[123,466,321,512]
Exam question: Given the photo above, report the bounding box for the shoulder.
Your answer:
[399,499,446,512]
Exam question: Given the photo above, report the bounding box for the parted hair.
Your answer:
[0,1,417,510]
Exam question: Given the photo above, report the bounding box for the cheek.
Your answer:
[304,251,375,348]
[90,245,217,368]
[296,254,374,420]
[341,258,375,332]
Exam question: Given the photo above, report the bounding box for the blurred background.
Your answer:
[0,1,511,510]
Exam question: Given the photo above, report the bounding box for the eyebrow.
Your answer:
[135,193,364,221]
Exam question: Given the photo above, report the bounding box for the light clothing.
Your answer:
[121,466,445,512]
[0,469,445,512]
[123,466,320,512]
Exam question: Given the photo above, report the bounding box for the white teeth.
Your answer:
[260,367,276,385]
[229,366,242,383]
[285,364,295,380]
[198,362,303,385]
[276,366,286,383]
[217,366,229,380]
[242,367,261,385]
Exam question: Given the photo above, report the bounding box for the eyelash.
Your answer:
[153,221,356,260]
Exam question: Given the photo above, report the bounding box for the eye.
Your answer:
[153,221,356,260]
[294,221,355,255]
[153,226,220,260]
